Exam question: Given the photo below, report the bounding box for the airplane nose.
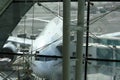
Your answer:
[30,61,51,78]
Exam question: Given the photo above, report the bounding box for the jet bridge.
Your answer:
[0,0,34,50]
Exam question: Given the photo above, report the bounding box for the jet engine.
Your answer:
[0,42,17,63]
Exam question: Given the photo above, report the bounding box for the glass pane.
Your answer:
[87,61,120,80]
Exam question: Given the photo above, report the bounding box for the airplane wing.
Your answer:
[99,32,120,37]
[7,36,34,46]
[91,32,120,46]
[21,17,50,23]
[9,17,51,46]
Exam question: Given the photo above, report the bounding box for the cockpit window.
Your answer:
[35,56,57,61]
[56,44,62,53]
[35,57,45,61]
[45,57,57,61]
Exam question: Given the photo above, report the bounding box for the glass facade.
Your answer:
[0,1,120,80]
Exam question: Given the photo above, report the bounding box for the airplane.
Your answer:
[1,11,120,80]
[0,17,65,80]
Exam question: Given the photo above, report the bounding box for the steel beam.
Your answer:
[13,0,120,2]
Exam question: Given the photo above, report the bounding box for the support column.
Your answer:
[63,0,71,80]
[75,0,85,80]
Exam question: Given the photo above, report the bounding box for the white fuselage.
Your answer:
[30,17,63,79]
